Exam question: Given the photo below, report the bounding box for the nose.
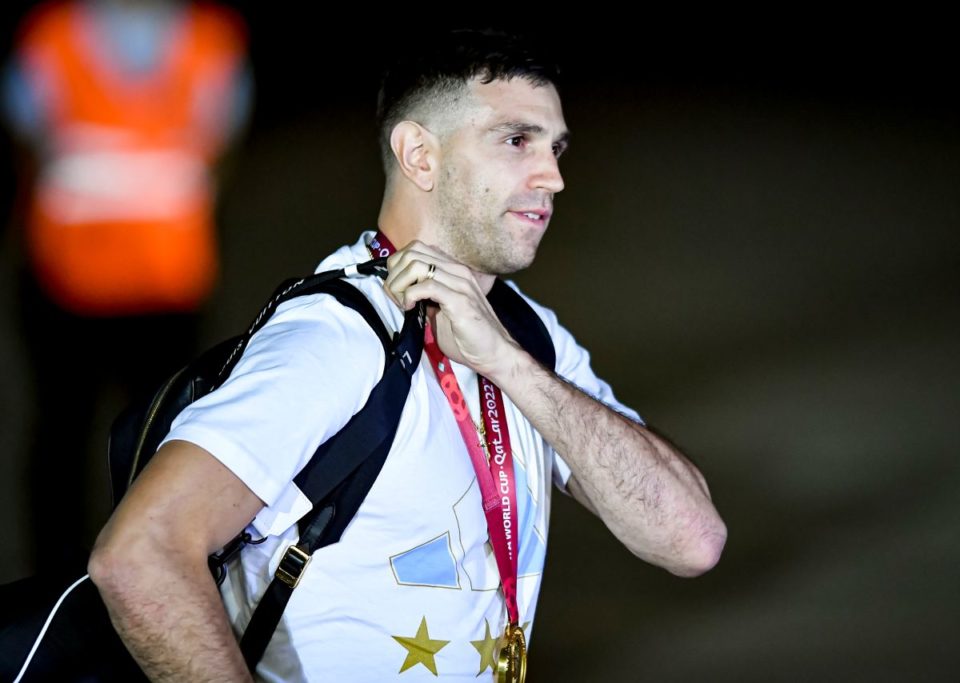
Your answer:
[531,150,564,194]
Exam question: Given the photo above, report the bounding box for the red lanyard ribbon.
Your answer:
[423,324,520,624]
[369,231,520,625]
[368,231,397,258]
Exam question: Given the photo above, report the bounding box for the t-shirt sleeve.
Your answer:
[160,291,386,536]
[504,283,644,493]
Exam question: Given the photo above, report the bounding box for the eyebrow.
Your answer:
[489,121,571,153]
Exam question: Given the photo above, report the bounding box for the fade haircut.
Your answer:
[375,28,561,177]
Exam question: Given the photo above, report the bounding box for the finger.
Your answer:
[397,275,466,312]
[403,271,478,311]
[385,243,472,289]
[386,256,437,291]
[384,240,450,273]
[383,248,440,294]
[385,254,475,305]
[384,258,437,308]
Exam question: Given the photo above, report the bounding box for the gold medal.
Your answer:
[495,622,527,683]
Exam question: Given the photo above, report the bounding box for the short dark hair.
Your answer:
[375,28,562,175]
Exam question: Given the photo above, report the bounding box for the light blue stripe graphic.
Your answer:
[391,533,460,588]
[515,458,546,577]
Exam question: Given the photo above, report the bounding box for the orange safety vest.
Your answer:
[16,1,246,316]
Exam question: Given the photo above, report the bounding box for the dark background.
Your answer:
[0,6,957,681]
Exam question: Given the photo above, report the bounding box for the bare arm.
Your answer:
[490,352,725,576]
[384,242,726,577]
[88,440,263,682]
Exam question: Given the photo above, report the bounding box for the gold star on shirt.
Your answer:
[471,619,498,675]
[392,616,450,676]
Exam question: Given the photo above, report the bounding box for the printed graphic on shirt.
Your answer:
[392,616,450,676]
[470,619,533,677]
[382,403,550,676]
[386,440,547,594]
[470,619,499,675]
[389,532,461,589]
[455,441,547,590]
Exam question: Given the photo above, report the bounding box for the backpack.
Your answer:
[1,255,557,681]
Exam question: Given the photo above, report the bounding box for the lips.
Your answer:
[509,209,552,226]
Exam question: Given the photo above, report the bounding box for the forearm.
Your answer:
[489,344,726,576]
[89,536,253,682]
[380,243,726,574]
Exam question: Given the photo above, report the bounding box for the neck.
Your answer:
[377,191,496,295]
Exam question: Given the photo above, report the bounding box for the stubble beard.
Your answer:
[433,168,540,278]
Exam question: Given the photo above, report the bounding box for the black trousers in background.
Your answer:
[19,274,200,573]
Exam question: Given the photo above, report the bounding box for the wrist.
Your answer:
[483,338,536,389]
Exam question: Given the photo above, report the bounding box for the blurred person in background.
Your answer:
[3,0,252,572]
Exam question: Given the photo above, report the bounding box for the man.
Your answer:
[89,29,726,681]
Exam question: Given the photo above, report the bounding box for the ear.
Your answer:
[389,121,439,192]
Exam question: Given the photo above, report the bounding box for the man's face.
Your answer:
[430,77,568,276]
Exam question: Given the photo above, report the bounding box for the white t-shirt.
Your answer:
[162,232,642,682]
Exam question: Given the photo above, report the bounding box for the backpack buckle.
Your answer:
[275,545,311,588]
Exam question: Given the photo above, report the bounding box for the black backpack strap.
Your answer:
[488,279,556,371]
[213,259,390,388]
[238,301,426,671]
[205,273,394,583]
